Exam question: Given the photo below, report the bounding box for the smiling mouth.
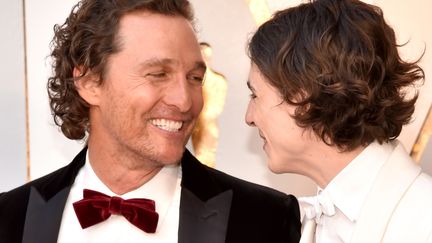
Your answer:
[258,132,266,141]
[150,119,183,132]
[258,132,268,147]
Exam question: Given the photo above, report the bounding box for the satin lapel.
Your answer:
[178,150,233,243]
[350,143,421,243]
[22,186,71,243]
[22,147,87,243]
[299,218,316,243]
[178,188,233,243]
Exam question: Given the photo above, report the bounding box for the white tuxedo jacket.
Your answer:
[301,141,432,243]
[351,142,432,243]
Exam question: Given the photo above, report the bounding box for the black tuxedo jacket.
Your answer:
[0,148,300,243]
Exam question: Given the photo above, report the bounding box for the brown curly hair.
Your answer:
[248,0,425,151]
[47,0,194,140]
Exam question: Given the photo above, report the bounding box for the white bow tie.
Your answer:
[299,189,336,224]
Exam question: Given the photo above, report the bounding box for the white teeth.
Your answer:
[150,119,183,132]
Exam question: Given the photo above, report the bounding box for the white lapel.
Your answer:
[299,218,316,243]
[350,142,421,243]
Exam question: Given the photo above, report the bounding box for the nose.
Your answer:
[163,77,195,113]
[245,101,255,127]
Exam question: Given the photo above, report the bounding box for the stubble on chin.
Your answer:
[134,142,186,168]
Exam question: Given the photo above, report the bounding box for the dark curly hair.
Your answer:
[47,0,194,140]
[248,0,425,151]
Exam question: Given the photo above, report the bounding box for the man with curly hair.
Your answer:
[245,0,432,242]
[0,0,300,242]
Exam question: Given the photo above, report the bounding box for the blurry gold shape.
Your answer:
[411,105,432,163]
[22,0,31,181]
[192,43,228,168]
[246,0,271,26]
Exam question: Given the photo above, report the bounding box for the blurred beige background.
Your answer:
[1,0,431,196]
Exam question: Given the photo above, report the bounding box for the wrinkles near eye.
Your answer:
[147,72,167,78]
[188,74,204,85]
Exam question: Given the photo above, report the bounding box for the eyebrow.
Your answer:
[140,58,174,68]
[138,58,206,72]
[191,61,207,73]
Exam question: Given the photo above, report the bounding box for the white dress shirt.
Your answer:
[299,141,394,243]
[57,151,182,243]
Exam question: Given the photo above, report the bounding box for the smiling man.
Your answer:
[0,0,300,242]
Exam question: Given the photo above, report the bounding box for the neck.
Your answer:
[296,144,366,189]
[86,135,164,195]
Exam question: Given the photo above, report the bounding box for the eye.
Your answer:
[147,72,167,78]
[249,93,257,99]
[187,74,205,85]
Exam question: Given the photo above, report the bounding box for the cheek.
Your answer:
[254,105,269,127]
[264,112,290,144]
[132,87,161,109]
[192,89,204,114]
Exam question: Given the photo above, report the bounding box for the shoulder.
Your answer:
[401,172,432,204]
[212,167,301,241]
[182,150,301,241]
[0,168,62,210]
[0,179,34,240]
[383,172,432,242]
[0,151,85,240]
[206,165,301,218]
[181,150,299,213]
[204,166,301,240]
[0,183,32,220]
[0,148,86,217]
[0,162,72,210]
[205,165,294,201]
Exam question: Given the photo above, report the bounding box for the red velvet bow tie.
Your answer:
[73,189,159,233]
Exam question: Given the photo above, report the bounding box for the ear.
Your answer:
[73,67,102,105]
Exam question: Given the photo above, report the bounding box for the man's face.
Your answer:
[92,12,205,167]
[245,64,316,174]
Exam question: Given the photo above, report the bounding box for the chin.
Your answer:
[267,159,286,174]
[159,147,186,164]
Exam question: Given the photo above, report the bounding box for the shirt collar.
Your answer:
[323,141,394,222]
[82,150,181,225]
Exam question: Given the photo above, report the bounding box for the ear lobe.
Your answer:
[73,67,101,105]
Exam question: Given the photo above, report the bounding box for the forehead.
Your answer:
[248,64,268,86]
[115,11,202,58]
[119,10,189,30]
[248,64,286,98]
